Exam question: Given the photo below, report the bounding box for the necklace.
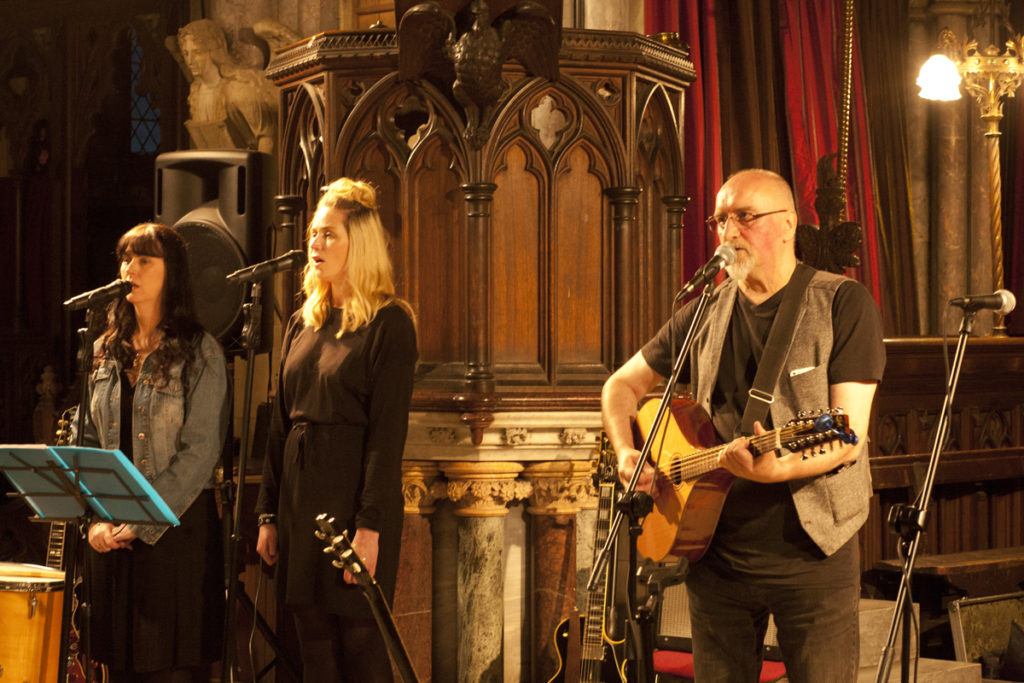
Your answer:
[128,332,161,385]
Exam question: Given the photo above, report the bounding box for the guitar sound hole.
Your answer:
[669,460,684,485]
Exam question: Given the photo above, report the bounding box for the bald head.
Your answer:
[720,169,796,213]
[713,169,799,299]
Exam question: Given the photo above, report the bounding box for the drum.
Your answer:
[0,562,64,683]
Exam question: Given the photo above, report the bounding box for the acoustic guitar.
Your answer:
[314,514,420,683]
[548,434,627,683]
[633,398,857,563]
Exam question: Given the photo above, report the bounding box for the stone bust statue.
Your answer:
[167,19,279,154]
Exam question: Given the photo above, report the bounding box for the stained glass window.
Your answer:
[130,29,161,154]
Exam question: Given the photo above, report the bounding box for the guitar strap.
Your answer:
[738,263,815,437]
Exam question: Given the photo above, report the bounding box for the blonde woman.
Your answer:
[256,178,417,682]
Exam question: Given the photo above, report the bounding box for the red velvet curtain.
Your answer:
[655,2,721,282]
[777,0,883,306]
[646,0,892,325]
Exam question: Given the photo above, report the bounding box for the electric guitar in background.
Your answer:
[549,433,627,683]
[633,398,858,563]
[52,407,109,683]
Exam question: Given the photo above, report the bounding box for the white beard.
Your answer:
[725,252,754,282]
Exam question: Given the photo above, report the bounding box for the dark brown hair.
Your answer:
[98,223,204,387]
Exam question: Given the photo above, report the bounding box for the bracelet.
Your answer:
[257,513,277,527]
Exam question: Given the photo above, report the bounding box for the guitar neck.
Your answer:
[581,480,614,654]
[46,522,68,571]
[656,423,805,481]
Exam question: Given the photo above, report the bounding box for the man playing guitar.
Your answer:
[601,169,884,682]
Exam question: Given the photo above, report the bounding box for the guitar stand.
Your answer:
[588,281,718,683]
[617,490,656,682]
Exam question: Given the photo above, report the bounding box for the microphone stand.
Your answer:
[65,307,104,683]
[221,279,262,682]
[874,309,977,683]
[587,281,719,682]
[220,283,300,683]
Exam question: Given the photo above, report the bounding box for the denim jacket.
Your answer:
[73,331,229,545]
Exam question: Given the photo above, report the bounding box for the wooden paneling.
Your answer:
[863,337,1024,571]
[266,29,696,395]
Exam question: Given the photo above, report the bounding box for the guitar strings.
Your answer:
[653,417,843,484]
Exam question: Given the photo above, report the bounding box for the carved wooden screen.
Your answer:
[267,29,696,392]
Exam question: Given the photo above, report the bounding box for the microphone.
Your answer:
[226,250,307,284]
[949,289,1016,316]
[677,244,738,300]
[63,279,131,311]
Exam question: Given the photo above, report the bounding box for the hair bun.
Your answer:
[321,177,378,212]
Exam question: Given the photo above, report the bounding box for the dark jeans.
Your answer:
[685,554,861,683]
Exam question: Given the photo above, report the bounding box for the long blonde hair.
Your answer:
[301,178,415,336]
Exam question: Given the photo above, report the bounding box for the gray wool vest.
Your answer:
[688,267,872,556]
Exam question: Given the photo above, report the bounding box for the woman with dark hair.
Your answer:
[74,222,229,683]
[255,178,418,682]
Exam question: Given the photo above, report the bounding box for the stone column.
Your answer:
[522,460,597,682]
[396,462,446,682]
[907,4,932,334]
[924,5,977,335]
[442,461,529,683]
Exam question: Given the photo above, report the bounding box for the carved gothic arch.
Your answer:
[483,73,629,187]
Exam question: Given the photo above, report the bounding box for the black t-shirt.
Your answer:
[640,270,885,579]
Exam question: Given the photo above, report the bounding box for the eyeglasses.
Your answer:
[704,209,790,232]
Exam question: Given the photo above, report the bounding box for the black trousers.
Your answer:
[291,603,394,683]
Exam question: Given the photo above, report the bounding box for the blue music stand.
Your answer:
[0,444,178,683]
[0,444,179,526]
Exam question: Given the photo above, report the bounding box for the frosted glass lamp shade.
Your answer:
[917,54,963,101]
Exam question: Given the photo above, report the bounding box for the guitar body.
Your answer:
[635,398,734,563]
[633,397,856,564]
[549,614,626,683]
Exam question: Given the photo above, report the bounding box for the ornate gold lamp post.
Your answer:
[917,14,1024,335]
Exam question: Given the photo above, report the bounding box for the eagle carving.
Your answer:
[796,153,863,274]
[398,0,560,147]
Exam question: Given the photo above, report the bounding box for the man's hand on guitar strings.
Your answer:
[718,420,837,483]
[617,446,664,495]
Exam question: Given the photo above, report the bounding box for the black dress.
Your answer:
[85,373,224,672]
[257,304,417,616]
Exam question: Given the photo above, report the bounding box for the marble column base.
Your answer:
[458,515,505,682]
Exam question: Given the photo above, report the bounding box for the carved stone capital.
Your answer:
[521,461,596,515]
[441,461,529,517]
[402,461,446,514]
[406,410,601,462]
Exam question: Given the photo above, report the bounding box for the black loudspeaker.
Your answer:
[154,150,273,350]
